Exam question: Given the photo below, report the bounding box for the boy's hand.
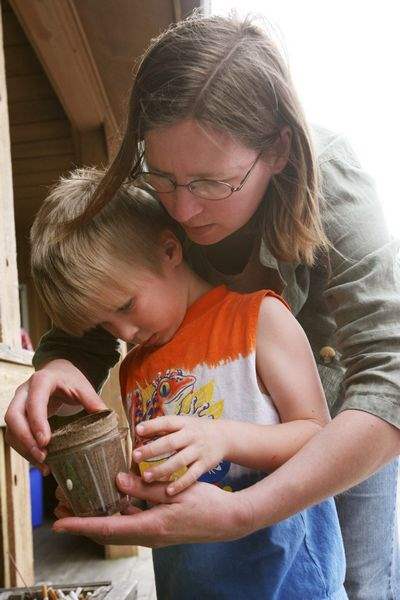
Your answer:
[133,416,228,495]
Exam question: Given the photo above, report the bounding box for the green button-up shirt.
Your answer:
[33,125,400,429]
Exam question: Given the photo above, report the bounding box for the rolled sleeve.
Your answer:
[33,325,121,392]
[321,140,400,428]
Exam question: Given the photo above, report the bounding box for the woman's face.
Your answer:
[144,119,288,245]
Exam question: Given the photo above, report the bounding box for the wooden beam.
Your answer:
[0,359,33,427]
[0,429,10,587]
[74,126,108,168]
[0,4,34,585]
[13,154,75,175]
[2,430,34,586]
[0,2,20,351]
[9,0,118,152]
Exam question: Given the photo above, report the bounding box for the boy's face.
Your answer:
[97,238,188,346]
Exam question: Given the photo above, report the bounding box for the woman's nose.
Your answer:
[161,188,203,224]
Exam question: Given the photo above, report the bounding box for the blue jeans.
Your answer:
[335,458,399,599]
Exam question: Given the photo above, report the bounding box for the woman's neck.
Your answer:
[203,212,261,275]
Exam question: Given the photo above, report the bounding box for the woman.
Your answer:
[5,14,400,599]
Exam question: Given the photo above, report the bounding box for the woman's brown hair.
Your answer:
[79,13,328,265]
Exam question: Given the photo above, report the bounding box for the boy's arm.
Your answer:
[219,296,330,472]
[133,296,331,489]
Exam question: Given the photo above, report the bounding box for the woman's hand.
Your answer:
[133,416,228,495]
[54,485,74,519]
[53,472,254,547]
[4,359,106,468]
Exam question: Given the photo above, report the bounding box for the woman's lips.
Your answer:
[184,223,215,235]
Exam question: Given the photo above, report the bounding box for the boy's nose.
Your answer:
[103,320,139,343]
[116,323,140,343]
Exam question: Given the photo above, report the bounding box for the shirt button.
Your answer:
[319,346,336,364]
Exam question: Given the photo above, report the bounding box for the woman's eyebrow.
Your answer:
[145,161,237,180]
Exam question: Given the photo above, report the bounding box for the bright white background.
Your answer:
[209,0,400,235]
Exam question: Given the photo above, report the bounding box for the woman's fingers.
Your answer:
[54,503,74,519]
[55,485,68,503]
[116,472,171,505]
[166,462,205,495]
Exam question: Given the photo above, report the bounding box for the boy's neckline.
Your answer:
[179,285,229,329]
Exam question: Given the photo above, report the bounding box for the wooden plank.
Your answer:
[75,126,108,167]
[13,169,63,187]
[2,6,26,46]
[3,43,42,76]
[4,437,34,586]
[0,360,33,426]
[104,545,138,559]
[0,0,21,349]
[12,137,74,159]
[0,343,33,365]
[10,119,71,143]
[9,98,65,125]
[0,6,34,583]
[12,154,75,174]
[13,185,52,200]
[9,0,118,144]
[7,74,54,103]
[0,429,10,587]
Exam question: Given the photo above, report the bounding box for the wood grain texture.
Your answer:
[9,0,118,144]
[0,0,21,349]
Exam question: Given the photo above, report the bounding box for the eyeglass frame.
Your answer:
[133,151,263,201]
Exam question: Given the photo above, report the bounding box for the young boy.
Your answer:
[31,168,347,599]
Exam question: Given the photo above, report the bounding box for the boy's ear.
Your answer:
[159,230,183,267]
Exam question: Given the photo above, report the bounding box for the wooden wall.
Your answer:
[2,0,75,347]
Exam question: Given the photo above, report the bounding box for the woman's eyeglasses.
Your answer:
[133,152,262,201]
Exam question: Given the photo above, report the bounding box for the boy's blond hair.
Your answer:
[31,167,175,336]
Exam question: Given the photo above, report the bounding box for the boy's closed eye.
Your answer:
[117,298,135,313]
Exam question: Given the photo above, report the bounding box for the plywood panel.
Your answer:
[13,169,63,187]
[10,0,118,144]
[12,154,75,174]
[0,429,10,587]
[0,2,34,585]
[9,98,65,124]
[13,186,53,200]
[4,436,34,586]
[1,6,25,46]
[11,119,71,143]
[0,360,33,427]
[0,0,20,349]
[4,43,42,76]
[13,137,74,158]
[7,73,54,102]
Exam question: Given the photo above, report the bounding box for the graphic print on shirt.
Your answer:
[124,367,230,483]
